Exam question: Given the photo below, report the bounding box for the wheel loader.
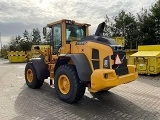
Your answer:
[25,19,138,104]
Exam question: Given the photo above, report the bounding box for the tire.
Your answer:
[54,64,86,104]
[25,62,44,89]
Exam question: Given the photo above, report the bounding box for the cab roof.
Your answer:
[47,19,91,28]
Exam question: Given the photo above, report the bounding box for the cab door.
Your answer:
[52,23,62,54]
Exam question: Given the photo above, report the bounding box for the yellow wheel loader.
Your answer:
[24,19,138,104]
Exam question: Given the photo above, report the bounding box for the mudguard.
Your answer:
[29,58,49,80]
[55,54,92,82]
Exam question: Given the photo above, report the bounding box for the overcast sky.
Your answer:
[0,0,157,47]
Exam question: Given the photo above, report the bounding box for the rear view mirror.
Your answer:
[43,27,47,36]
[34,46,40,50]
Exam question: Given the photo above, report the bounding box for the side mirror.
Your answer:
[43,27,47,36]
[34,46,40,50]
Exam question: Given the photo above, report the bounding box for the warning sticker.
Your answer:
[115,54,122,64]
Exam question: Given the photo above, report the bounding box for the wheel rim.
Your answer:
[58,75,70,94]
[27,69,33,83]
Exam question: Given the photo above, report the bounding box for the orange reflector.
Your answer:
[91,83,95,86]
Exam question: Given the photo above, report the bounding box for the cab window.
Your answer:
[66,24,85,43]
[52,24,61,53]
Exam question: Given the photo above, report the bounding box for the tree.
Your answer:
[9,36,22,51]
[114,11,138,48]
[150,0,160,44]
[32,28,41,44]
[9,34,31,52]
[15,35,22,51]
[103,15,115,37]
[137,9,155,45]
[137,0,160,45]
[19,39,32,51]
[23,29,30,42]
[137,8,149,45]
[8,27,43,51]
[9,36,17,51]
[104,11,138,49]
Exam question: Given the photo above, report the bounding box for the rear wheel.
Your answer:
[54,64,86,104]
[25,62,44,89]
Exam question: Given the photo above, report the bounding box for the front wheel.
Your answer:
[25,62,44,89]
[54,64,86,104]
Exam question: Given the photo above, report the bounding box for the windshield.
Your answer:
[66,24,86,42]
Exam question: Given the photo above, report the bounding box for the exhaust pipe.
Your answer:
[95,22,105,36]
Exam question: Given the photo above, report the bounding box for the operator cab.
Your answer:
[43,19,90,54]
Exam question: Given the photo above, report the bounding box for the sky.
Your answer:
[0,0,157,48]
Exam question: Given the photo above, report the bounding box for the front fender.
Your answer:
[29,58,49,80]
[55,54,92,82]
